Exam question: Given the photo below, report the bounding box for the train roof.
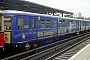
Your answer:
[60,17,90,21]
[2,10,90,21]
[3,10,59,18]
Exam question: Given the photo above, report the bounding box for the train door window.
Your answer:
[30,20,33,29]
[58,20,62,27]
[4,17,11,31]
[18,17,23,30]
[46,20,50,28]
[34,20,36,29]
[41,19,45,28]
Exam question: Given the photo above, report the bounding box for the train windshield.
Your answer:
[4,17,11,31]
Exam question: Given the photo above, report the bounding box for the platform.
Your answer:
[68,43,90,60]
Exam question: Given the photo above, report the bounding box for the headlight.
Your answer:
[5,37,8,42]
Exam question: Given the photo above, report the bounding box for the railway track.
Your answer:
[46,33,90,60]
[1,32,90,60]
[48,36,90,60]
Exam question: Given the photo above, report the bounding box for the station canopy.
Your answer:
[0,0,74,15]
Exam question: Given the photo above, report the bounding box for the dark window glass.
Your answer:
[30,20,33,29]
[34,20,36,29]
[18,17,23,30]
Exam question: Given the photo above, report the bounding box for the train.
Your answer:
[0,10,90,52]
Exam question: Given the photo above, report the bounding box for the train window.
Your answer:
[18,17,23,30]
[30,20,33,29]
[41,19,45,28]
[4,17,11,30]
[34,20,36,29]
[46,20,50,28]
[58,20,62,27]
[63,20,65,22]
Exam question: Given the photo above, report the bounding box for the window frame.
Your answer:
[52,19,57,28]
[40,19,46,29]
[46,20,51,29]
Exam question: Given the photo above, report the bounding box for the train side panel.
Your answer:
[0,33,4,47]
[0,13,4,49]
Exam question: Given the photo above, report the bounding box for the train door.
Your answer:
[69,20,72,33]
[69,20,76,33]
[52,18,58,36]
[79,20,81,31]
[29,17,37,40]
[86,21,89,30]
[23,16,30,41]
[17,15,27,41]
[81,21,85,31]
[76,20,79,32]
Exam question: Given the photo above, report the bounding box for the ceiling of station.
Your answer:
[0,0,74,14]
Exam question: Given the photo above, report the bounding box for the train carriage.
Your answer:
[2,10,90,52]
[3,10,60,52]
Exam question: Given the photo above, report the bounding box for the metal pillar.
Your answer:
[62,13,63,17]
[52,12,54,16]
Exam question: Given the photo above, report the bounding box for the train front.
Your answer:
[0,10,4,51]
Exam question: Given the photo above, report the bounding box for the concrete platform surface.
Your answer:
[68,43,90,60]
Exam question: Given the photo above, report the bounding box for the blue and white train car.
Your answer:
[3,10,90,52]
